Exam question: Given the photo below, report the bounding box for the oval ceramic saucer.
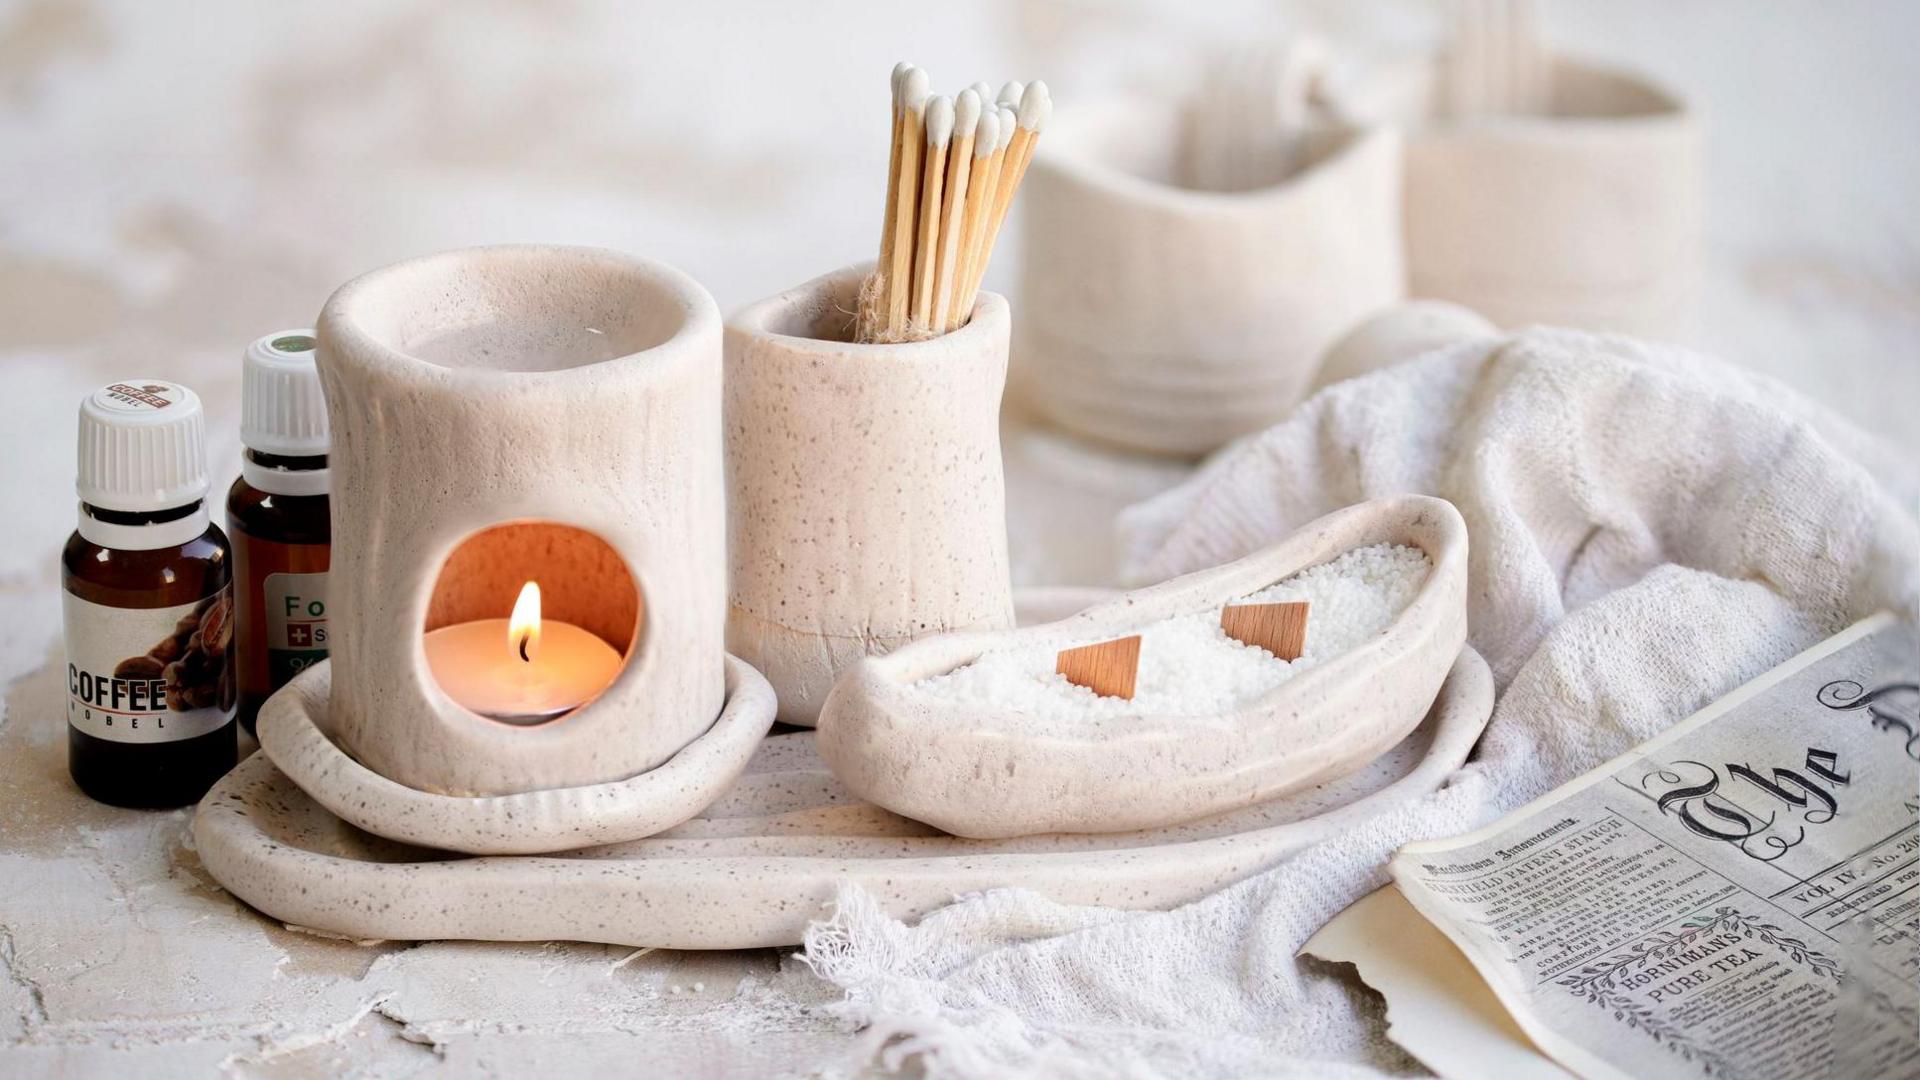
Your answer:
[254,654,776,855]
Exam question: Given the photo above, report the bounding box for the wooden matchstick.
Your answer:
[996,84,1047,228]
[1056,634,1141,700]
[957,106,1011,314]
[885,69,930,339]
[910,94,953,334]
[873,63,910,325]
[931,89,980,333]
[1220,601,1309,661]
[965,81,1048,310]
[949,108,1001,330]
[966,92,1026,304]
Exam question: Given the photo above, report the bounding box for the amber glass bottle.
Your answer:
[227,330,332,734]
[64,381,236,808]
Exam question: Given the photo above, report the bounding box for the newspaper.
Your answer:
[1391,614,1920,1080]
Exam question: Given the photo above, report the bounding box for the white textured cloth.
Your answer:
[800,329,1920,1079]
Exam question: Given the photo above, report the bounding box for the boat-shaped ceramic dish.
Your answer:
[815,494,1469,838]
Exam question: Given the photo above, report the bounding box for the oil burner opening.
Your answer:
[338,245,698,375]
[424,521,643,727]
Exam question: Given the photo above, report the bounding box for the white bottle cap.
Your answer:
[77,380,210,513]
[241,329,328,456]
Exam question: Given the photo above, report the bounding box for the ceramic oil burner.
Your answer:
[1342,11,1700,338]
[1013,97,1405,457]
[724,265,1015,726]
[302,244,750,799]
[816,495,1468,839]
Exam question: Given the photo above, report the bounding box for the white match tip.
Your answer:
[891,62,912,92]
[902,67,931,111]
[996,81,1025,108]
[954,88,981,135]
[1018,81,1049,129]
[925,95,954,144]
[973,110,999,157]
[997,105,1017,149]
[970,81,991,102]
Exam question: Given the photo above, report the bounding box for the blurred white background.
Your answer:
[2,0,1915,586]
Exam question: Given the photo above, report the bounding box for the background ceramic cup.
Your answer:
[314,244,726,796]
[724,265,1016,726]
[1387,55,1702,338]
[1014,98,1406,458]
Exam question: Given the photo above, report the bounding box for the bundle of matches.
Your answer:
[856,64,1051,344]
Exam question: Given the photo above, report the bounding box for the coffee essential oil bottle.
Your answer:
[63,380,236,808]
[227,330,331,735]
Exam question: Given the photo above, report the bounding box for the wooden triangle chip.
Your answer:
[1055,635,1141,699]
[1220,600,1309,661]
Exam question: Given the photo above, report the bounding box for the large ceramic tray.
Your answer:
[192,647,1491,950]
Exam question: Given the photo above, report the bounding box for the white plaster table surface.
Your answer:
[2,3,1915,1075]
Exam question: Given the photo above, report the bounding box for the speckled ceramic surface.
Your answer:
[1014,103,1405,457]
[723,265,1016,726]
[815,496,1469,839]
[192,647,1490,950]
[315,245,728,797]
[253,655,776,856]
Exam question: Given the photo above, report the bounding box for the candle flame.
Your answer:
[509,581,541,663]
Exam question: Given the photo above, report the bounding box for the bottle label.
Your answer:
[63,587,235,743]
[263,571,329,685]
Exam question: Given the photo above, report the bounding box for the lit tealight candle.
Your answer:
[424,582,623,724]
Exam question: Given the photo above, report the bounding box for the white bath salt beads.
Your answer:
[918,543,1431,718]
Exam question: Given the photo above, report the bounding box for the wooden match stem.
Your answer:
[886,104,924,338]
[930,128,975,333]
[951,143,1002,330]
[874,90,904,323]
[911,132,949,332]
[964,126,1037,310]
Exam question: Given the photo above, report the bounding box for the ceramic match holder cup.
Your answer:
[1014,97,1405,457]
[248,244,777,855]
[817,495,1468,839]
[724,264,1016,726]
